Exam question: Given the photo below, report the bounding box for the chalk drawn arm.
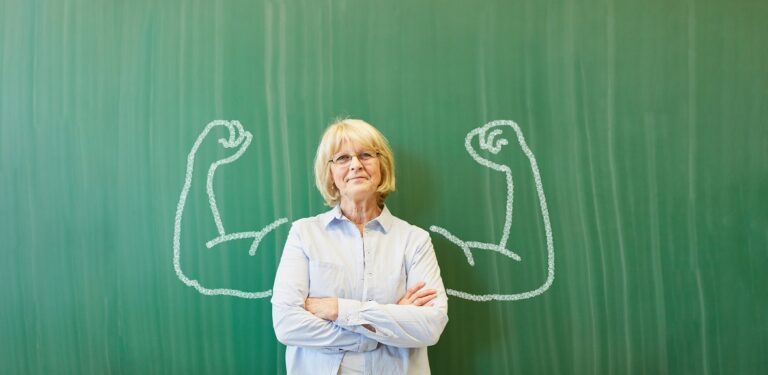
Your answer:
[427,121,526,267]
[271,225,378,352]
[197,120,289,256]
[426,120,555,302]
[173,120,287,299]
[335,233,449,348]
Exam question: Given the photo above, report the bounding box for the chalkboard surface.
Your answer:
[2,0,767,374]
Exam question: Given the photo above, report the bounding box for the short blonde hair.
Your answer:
[314,118,396,207]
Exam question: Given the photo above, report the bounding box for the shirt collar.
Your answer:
[323,204,394,233]
[322,205,344,227]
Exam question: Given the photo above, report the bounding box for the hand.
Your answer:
[304,297,339,321]
[398,281,437,306]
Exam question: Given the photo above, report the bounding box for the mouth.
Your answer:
[346,176,367,182]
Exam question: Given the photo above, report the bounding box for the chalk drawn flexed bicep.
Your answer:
[430,120,555,302]
[431,122,523,265]
[172,120,288,299]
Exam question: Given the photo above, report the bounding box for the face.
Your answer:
[330,141,382,204]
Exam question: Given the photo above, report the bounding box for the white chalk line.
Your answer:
[173,120,288,299]
[428,226,521,265]
[206,217,290,256]
[430,120,555,302]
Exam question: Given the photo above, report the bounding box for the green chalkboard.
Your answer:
[2,0,767,374]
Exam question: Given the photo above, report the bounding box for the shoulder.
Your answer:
[388,212,431,243]
[291,216,319,228]
[387,213,436,266]
[289,207,340,236]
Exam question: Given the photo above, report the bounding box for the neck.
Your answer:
[339,197,381,225]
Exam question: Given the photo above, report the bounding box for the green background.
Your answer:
[2,0,767,373]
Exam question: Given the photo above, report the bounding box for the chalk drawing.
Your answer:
[173,120,288,298]
[429,120,555,302]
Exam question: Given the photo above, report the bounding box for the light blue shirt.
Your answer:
[271,205,449,375]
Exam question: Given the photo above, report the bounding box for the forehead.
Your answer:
[330,136,377,155]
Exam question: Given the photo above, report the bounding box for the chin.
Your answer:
[345,190,376,201]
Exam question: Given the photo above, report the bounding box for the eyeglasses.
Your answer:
[328,151,380,166]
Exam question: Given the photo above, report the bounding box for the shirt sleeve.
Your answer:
[271,223,379,353]
[335,231,449,348]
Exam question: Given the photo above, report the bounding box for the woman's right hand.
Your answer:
[397,281,437,306]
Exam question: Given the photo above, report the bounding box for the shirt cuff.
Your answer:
[336,298,363,327]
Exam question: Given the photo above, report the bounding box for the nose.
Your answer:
[348,154,364,170]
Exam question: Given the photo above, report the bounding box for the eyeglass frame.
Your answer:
[328,150,381,166]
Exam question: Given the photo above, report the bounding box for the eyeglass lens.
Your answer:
[331,151,377,165]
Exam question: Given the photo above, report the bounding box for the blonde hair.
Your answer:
[314,118,396,207]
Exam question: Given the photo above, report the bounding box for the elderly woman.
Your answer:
[271,119,449,374]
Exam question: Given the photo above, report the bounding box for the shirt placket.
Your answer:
[361,225,375,303]
[362,225,376,375]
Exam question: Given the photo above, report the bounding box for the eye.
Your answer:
[359,151,374,160]
[334,155,352,164]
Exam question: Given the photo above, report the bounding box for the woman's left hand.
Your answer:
[305,297,339,321]
[306,297,377,332]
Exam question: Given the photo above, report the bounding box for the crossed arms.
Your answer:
[271,225,449,351]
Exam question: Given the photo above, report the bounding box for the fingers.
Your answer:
[403,287,437,306]
[304,297,338,321]
[411,289,438,306]
[397,281,440,306]
[404,281,426,299]
[398,281,425,304]
[410,288,435,299]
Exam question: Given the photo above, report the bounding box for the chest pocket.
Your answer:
[380,267,407,304]
[308,260,347,298]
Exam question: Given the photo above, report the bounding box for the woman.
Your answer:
[271,119,449,374]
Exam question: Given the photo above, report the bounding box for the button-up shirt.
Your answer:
[271,205,449,375]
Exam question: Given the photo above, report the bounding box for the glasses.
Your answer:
[328,151,380,166]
